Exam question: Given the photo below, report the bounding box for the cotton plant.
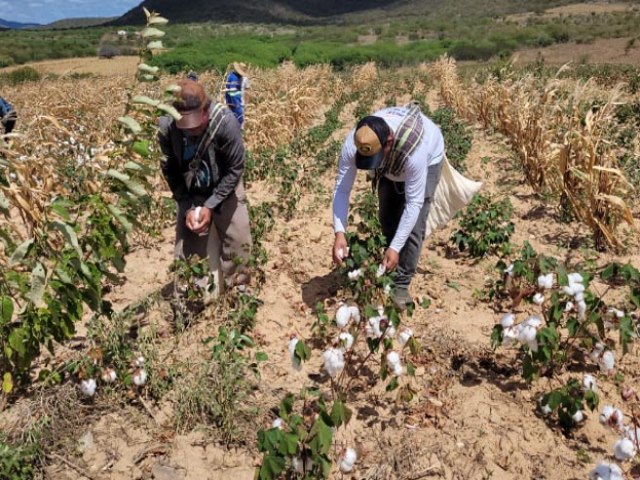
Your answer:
[538,377,599,429]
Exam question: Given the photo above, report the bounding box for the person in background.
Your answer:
[158,79,252,290]
[224,62,249,128]
[0,97,17,134]
[332,103,445,309]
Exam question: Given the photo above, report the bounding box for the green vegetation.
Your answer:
[1,5,640,71]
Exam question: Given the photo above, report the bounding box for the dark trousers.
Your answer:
[378,161,443,289]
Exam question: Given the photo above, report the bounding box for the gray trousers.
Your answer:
[174,182,252,285]
[378,161,443,289]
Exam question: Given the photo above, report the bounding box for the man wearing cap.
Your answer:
[224,62,249,127]
[158,79,252,288]
[332,104,445,308]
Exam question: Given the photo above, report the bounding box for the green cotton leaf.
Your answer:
[9,238,34,266]
[137,63,160,74]
[277,433,298,456]
[294,340,311,363]
[26,262,47,308]
[106,169,147,197]
[0,191,9,215]
[258,455,285,480]
[157,103,182,120]
[386,376,399,392]
[490,324,503,349]
[124,161,144,171]
[132,95,159,107]
[584,389,599,411]
[148,15,169,25]
[330,399,352,428]
[8,328,27,358]
[132,141,150,158]
[255,351,268,362]
[147,40,164,50]
[117,116,142,134]
[2,372,13,394]
[279,393,294,419]
[106,204,133,233]
[309,417,333,455]
[620,316,634,355]
[49,197,72,222]
[141,27,165,38]
[50,220,81,256]
[0,296,13,326]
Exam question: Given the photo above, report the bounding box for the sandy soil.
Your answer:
[0,56,140,77]
[513,36,640,65]
[506,2,638,22]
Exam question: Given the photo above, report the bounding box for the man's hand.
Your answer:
[333,232,348,265]
[186,206,212,235]
[382,248,400,271]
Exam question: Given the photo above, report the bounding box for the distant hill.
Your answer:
[111,0,408,25]
[37,17,116,29]
[110,0,601,26]
[0,18,40,29]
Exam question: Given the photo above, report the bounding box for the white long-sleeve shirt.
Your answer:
[333,106,444,252]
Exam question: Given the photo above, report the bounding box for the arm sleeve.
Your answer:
[203,115,244,210]
[388,145,428,252]
[332,131,358,234]
[158,116,192,210]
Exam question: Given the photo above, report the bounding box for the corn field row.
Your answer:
[431,56,638,250]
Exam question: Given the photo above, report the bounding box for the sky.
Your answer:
[0,0,142,24]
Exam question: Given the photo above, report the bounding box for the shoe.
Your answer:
[392,287,412,311]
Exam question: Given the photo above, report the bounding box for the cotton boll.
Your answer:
[537,273,555,289]
[336,305,351,328]
[367,316,383,338]
[562,285,577,296]
[134,355,145,367]
[564,301,574,312]
[348,269,362,281]
[272,418,284,430]
[386,351,401,369]
[348,305,361,323]
[608,308,625,319]
[500,313,515,328]
[398,328,414,346]
[624,426,640,443]
[337,248,346,260]
[80,378,97,397]
[600,351,615,373]
[583,374,597,392]
[590,343,605,363]
[532,293,545,305]
[590,461,623,480]
[568,272,584,285]
[339,447,357,473]
[384,323,396,339]
[540,404,552,415]
[101,368,117,384]
[572,410,584,423]
[288,337,301,370]
[133,369,147,387]
[383,284,391,295]
[323,348,345,378]
[613,438,637,460]
[505,264,514,276]
[527,338,539,352]
[523,316,542,328]
[578,300,587,319]
[376,264,386,278]
[518,325,537,344]
[502,326,518,347]
[600,405,624,429]
[338,332,354,350]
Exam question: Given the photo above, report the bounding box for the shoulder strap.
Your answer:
[191,103,226,166]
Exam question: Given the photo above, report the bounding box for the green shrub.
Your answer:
[0,67,41,85]
[451,194,514,257]
[431,107,472,172]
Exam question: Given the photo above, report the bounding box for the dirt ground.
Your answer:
[513,36,640,65]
